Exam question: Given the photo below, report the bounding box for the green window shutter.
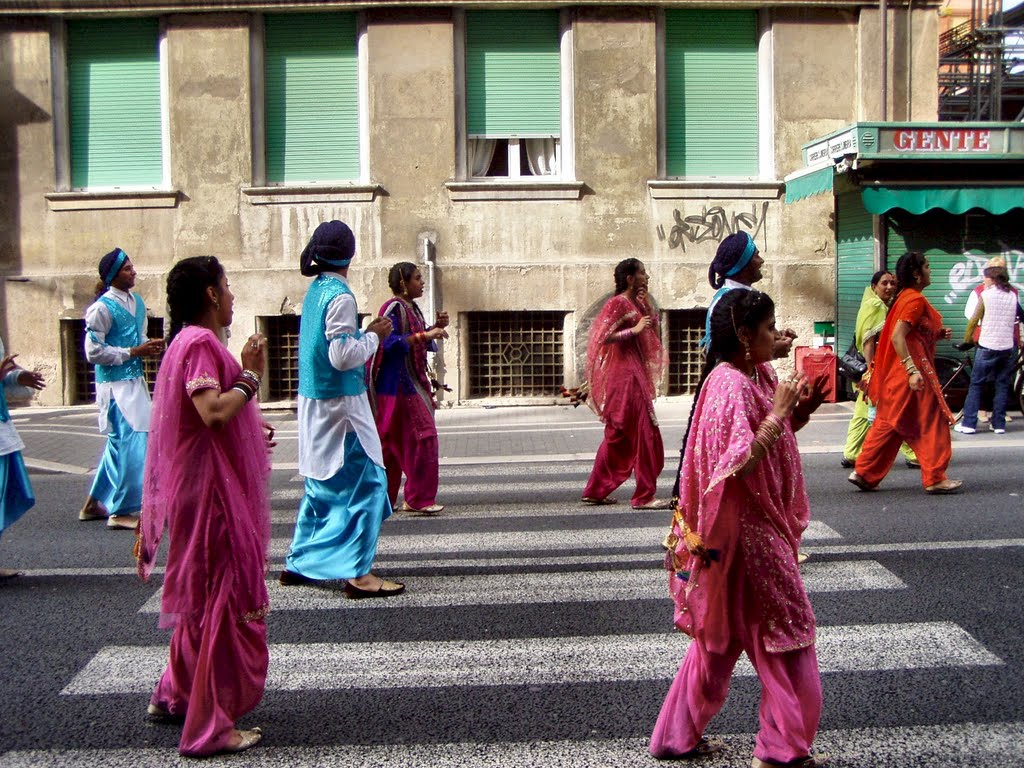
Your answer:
[664,10,758,177]
[836,191,876,353]
[264,13,359,183]
[67,19,163,189]
[466,10,560,137]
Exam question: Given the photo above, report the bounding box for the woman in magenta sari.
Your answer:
[582,258,668,509]
[650,289,829,768]
[370,262,449,514]
[137,256,273,757]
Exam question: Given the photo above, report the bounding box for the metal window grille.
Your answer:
[260,315,300,400]
[62,317,164,405]
[467,311,565,397]
[665,309,707,395]
[259,313,370,402]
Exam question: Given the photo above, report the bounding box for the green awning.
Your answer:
[784,165,834,204]
[861,185,1024,215]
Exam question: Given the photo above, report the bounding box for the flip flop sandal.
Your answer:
[581,497,617,505]
[925,479,963,494]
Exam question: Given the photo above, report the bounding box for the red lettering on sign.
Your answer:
[890,128,992,152]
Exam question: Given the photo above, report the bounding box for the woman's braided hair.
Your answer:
[671,289,775,501]
[166,256,225,344]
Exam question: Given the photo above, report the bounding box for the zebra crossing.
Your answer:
[2,457,1020,767]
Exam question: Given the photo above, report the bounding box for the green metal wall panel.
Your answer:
[886,210,1024,356]
[665,10,758,177]
[68,19,162,189]
[265,13,359,183]
[466,10,560,137]
[836,191,876,353]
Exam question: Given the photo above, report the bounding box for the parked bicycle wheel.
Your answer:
[935,354,971,416]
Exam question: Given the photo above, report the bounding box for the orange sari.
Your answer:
[856,289,954,487]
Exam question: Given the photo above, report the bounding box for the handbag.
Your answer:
[837,342,867,382]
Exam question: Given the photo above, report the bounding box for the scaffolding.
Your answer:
[938,0,1024,121]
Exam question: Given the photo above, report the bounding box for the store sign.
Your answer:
[805,128,858,165]
[883,128,994,154]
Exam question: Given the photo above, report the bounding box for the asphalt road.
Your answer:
[0,404,1022,767]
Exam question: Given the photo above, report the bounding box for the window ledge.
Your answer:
[446,180,584,202]
[242,184,381,205]
[45,190,180,211]
[648,180,784,200]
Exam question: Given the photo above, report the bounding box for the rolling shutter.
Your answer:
[466,10,560,138]
[836,191,876,353]
[67,19,163,189]
[664,10,758,177]
[264,13,359,183]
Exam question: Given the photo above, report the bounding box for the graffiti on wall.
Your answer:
[656,202,769,251]
[943,247,1024,304]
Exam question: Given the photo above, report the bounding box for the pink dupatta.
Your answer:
[138,326,271,628]
[667,362,815,654]
[585,293,666,428]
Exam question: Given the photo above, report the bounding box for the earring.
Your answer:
[214,300,220,310]
[743,340,752,361]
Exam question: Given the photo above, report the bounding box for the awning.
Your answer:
[783,164,834,204]
[861,185,1024,215]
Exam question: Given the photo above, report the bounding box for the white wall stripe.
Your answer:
[4,722,1021,768]
[137,561,906,614]
[61,621,1000,696]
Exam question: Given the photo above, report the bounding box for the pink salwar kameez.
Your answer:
[138,326,271,757]
[583,293,666,506]
[370,297,440,509]
[651,362,822,764]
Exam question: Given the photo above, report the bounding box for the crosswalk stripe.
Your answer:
[5,721,1021,767]
[61,621,1000,696]
[19,536,1024,578]
[268,520,841,559]
[137,561,906,614]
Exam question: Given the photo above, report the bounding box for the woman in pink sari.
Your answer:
[370,262,449,514]
[137,256,273,757]
[651,289,829,767]
[582,259,668,509]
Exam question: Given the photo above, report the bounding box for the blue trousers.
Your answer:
[285,432,392,580]
[961,346,1016,431]
[88,401,146,515]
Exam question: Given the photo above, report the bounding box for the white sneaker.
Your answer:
[953,424,976,434]
[991,427,1006,434]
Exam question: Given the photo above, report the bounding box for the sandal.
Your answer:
[344,578,406,599]
[752,751,830,768]
[654,736,725,760]
[581,496,616,505]
[146,703,184,724]
[401,502,444,514]
[222,727,262,754]
[847,471,876,492]
[925,479,962,495]
[632,499,673,510]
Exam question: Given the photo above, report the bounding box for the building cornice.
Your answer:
[1,0,935,18]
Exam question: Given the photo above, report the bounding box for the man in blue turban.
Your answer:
[80,248,165,529]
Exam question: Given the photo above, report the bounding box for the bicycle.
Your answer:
[936,342,1024,419]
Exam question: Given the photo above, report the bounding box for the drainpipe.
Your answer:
[880,0,888,120]
[418,232,437,323]
[418,232,444,399]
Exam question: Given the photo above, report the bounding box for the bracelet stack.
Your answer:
[901,354,919,378]
[753,413,784,453]
[232,369,261,402]
[409,332,428,344]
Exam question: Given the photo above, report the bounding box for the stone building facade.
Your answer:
[0,1,939,406]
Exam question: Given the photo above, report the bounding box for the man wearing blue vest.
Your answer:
[279,221,406,599]
[79,248,165,530]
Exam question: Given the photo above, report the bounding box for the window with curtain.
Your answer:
[465,10,561,178]
[67,18,164,190]
[264,13,359,184]
[664,10,758,178]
